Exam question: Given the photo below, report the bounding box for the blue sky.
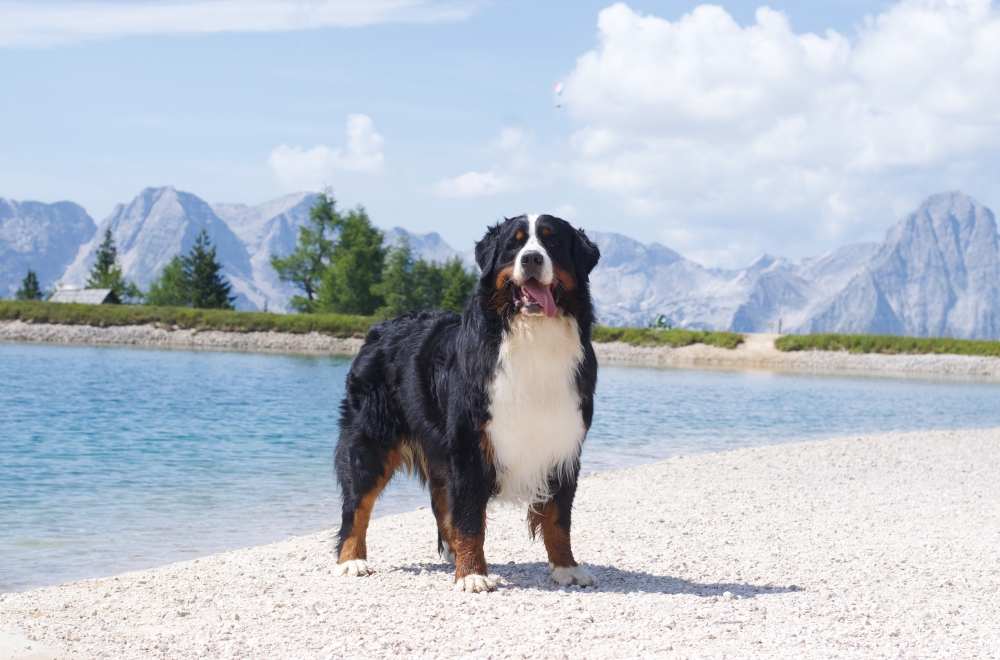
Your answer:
[5,0,1000,267]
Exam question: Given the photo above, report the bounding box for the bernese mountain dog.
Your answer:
[333,213,601,593]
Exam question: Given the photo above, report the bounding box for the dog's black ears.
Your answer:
[573,228,601,280]
[475,222,503,279]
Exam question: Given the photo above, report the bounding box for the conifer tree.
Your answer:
[146,256,189,307]
[270,190,340,313]
[86,228,141,303]
[183,229,235,310]
[373,238,418,318]
[15,269,44,300]
[318,207,385,315]
[440,257,478,313]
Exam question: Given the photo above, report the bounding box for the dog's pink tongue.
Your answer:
[523,280,557,318]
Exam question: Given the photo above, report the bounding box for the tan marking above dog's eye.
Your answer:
[515,230,525,241]
[540,227,551,236]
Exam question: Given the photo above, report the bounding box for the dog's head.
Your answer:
[474,214,600,320]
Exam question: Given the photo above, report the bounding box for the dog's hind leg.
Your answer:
[528,479,596,587]
[334,443,402,577]
[428,476,455,565]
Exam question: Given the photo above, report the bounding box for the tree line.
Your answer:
[13,227,235,309]
[270,191,477,316]
[12,192,478,317]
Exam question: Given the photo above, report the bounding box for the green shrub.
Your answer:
[0,301,372,337]
[774,333,1000,357]
[592,326,744,349]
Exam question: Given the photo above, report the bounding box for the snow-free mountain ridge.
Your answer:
[2,188,998,338]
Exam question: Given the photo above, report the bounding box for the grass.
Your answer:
[592,326,744,349]
[0,300,373,337]
[1,300,747,349]
[775,333,1000,358]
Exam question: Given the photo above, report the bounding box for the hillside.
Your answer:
[2,189,998,337]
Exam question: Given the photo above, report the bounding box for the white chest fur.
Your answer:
[486,314,586,505]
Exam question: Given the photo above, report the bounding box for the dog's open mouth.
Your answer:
[515,278,558,318]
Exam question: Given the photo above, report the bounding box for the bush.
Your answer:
[0,301,372,336]
[592,327,744,349]
[774,333,1000,357]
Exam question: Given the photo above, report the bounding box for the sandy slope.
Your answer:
[2,429,998,659]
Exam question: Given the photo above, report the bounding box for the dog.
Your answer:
[333,213,601,592]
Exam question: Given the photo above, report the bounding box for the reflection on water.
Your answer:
[2,342,999,592]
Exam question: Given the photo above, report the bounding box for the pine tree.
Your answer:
[183,229,235,310]
[318,207,385,315]
[146,256,189,307]
[15,269,44,300]
[270,190,341,313]
[440,257,478,313]
[86,228,142,303]
[373,238,418,318]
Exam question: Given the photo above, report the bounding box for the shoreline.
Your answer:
[3,320,1000,380]
[2,428,998,658]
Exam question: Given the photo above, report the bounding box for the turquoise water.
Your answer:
[2,342,999,593]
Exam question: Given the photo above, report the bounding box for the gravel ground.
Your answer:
[0,320,363,355]
[4,321,1000,380]
[2,428,998,659]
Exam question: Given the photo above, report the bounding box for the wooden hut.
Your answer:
[48,289,121,305]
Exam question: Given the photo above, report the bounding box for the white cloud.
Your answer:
[0,0,475,48]
[433,126,544,198]
[562,0,1000,265]
[433,171,514,198]
[269,114,385,190]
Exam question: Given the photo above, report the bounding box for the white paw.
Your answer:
[440,541,456,565]
[454,574,495,593]
[551,565,596,587]
[334,559,373,577]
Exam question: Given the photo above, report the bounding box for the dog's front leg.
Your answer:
[529,478,596,587]
[448,463,494,593]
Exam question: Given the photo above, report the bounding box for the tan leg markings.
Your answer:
[451,507,494,592]
[429,478,456,565]
[529,501,596,587]
[336,449,402,574]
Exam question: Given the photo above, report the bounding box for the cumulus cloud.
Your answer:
[269,114,385,190]
[0,0,475,48]
[433,127,543,198]
[562,0,1000,264]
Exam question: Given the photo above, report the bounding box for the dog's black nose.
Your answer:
[520,251,544,267]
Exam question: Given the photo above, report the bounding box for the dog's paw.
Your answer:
[454,574,495,593]
[334,559,373,577]
[440,541,456,566]
[551,565,596,587]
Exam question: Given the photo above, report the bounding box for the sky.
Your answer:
[3,0,1000,268]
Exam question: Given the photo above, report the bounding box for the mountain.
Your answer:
[61,187,262,310]
[384,227,476,267]
[212,192,319,312]
[590,192,999,339]
[802,192,1000,338]
[5,187,998,338]
[0,199,96,298]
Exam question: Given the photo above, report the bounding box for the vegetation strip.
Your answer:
[1,301,747,348]
[592,326,744,349]
[0,301,372,337]
[775,333,1000,358]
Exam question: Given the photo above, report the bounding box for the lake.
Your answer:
[2,342,999,593]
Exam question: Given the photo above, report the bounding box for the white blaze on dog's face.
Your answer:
[475,213,600,320]
[512,215,556,317]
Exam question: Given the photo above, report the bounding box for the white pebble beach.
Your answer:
[2,428,999,659]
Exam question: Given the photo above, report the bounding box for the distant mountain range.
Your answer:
[1,188,998,338]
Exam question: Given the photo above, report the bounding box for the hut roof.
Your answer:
[49,289,121,305]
